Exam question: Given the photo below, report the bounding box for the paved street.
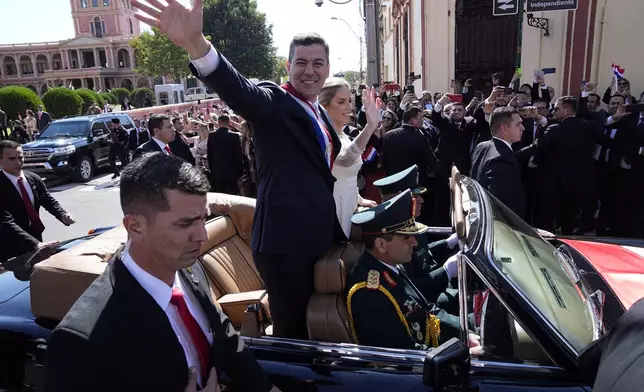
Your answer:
[41,171,123,242]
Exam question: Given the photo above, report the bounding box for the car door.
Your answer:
[90,120,110,164]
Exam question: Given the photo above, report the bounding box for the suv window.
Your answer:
[116,115,135,131]
[38,121,88,139]
[91,121,109,136]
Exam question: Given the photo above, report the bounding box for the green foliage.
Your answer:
[78,88,105,108]
[129,87,155,108]
[272,56,288,83]
[203,0,276,80]
[110,88,131,104]
[100,92,118,104]
[74,88,100,113]
[131,29,192,81]
[42,88,83,119]
[0,86,45,120]
[335,70,362,87]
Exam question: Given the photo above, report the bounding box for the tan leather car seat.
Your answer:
[306,242,362,343]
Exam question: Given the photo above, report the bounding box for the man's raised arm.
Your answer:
[130,0,276,122]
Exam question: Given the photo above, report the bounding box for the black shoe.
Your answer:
[111,173,120,179]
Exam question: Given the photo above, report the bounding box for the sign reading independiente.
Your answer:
[526,0,578,12]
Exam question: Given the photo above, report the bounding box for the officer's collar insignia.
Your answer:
[366,270,380,289]
[382,270,397,287]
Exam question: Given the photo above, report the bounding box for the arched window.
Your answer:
[129,18,133,34]
[92,16,104,37]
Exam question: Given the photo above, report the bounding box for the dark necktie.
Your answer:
[170,287,210,379]
[17,177,45,234]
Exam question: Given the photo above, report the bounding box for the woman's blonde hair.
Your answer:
[319,77,351,107]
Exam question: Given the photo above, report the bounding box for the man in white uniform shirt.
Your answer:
[45,153,277,392]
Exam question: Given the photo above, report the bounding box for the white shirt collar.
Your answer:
[121,245,178,311]
[152,137,169,152]
[379,260,400,275]
[493,136,513,150]
[3,170,25,184]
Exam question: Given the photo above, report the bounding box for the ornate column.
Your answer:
[76,49,81,68]
[93,48,99,67]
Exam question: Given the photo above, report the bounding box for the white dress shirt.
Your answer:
[121,247,213,386]
[153,137,171,155]
[3,171,34,205]
[190,45,222,77]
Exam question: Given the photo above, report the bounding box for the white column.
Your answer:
[93,48,99,67]
[76,49,81,68]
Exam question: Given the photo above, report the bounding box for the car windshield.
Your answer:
[488,195,595,353]
[39,121,88,139]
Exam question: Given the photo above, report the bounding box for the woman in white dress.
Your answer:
[319,78,383,238]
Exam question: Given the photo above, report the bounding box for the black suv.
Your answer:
[21,113,136,182]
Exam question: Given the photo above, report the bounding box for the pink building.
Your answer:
[0,0,165,96]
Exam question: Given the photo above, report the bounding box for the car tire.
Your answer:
[72,155,94,183]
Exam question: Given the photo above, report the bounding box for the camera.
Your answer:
[315,0,323,6]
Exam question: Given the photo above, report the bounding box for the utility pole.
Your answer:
[364,0,381,85]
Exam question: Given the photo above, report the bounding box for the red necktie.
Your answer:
[17,177,45,234]
[170,287,210,378]
[164,146,172,155]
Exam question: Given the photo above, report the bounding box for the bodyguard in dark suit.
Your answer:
[108,118,130,179]
[35,106,52,131]
[346,190,467,350]
[0,141,75,248]
[471,107,528,217]
[170,117,197,165]
[130,0,343,339]
[127,119,151,154]
[0,206,39,263]
[207,115,243,194]
[45,153,276,392]
[133,114,176,160]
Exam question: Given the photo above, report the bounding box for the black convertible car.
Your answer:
[1,171,641,391]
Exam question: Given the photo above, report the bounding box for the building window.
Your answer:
[92,16,104,37]
[21,63,34,75]
[129,18,134,34]
[92,0,99,7]
[103,0,110,5]
[37,63,45,73]
[402,10,409,80]
[80,0,88,8]
[5,64,17,76]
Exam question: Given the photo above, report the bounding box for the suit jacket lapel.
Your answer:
[24,173,40,208]
[178,263,215,332]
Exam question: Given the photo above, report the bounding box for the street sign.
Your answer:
[493,0,519,16]
[526,0,578,12]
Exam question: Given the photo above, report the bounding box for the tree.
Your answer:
[203,0,276,80]
[335,71,361,86]
[110,88,131,105]
[131,28,192,81]
[271,56,288,83]
[130,88,155,108]
[74,88,100,113]
[0,86,44,121]
[42,88,83,119]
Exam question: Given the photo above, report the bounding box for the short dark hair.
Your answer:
[111,118,120,124]
[120,152,210,218]
[610,94,625,102]
[218,115,230,123]
[171,117,182,125]
[288,33,329,63]
[588,93,601,102]
[148,114,170,136]
[490,107,519,133]
[556,96,578,113]
[0,140,20,158]
[402,106,423,123]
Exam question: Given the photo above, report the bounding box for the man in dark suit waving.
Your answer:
[470,107,527,217]
[0,140,75,259]
[45,153,277,392]
[131,0,343,339]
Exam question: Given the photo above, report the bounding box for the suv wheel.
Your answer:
[72,156,94,182]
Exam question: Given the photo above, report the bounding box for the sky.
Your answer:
[0,0,365,74]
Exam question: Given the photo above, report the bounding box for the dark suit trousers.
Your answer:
[109,145,128,175]
[252,251,316,339]
[210,178,239,195]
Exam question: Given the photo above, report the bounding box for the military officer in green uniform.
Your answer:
[373,165,460,312]
[346,189,469,350]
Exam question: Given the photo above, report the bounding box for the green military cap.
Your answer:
[351,189,428,235]
[373,165,427,196]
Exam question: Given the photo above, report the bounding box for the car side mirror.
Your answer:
[423,338,470,391]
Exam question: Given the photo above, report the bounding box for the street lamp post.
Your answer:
[331,16,364,85]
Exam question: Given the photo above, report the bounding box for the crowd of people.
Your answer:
[2,0,643,390]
